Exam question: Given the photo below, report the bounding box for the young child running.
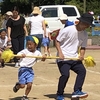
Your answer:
[42,21,52,56]
[13,36,46,100]
[0,28,12,67]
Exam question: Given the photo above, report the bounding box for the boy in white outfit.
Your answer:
[13,36,46,100]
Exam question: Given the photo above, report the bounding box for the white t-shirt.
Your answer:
[18,49,42,68]
[56,25,88,59]
[29,15,45,35]
[0,36,8,48]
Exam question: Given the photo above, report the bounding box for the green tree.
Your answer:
[0,0,100,16]
[65,0,100,16]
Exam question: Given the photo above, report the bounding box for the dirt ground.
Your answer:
[0,47,100,100]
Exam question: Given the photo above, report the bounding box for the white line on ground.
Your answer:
[86,69,100,75]
[88,92,100,97]
[0,83,100,87]
[36,76,55,83]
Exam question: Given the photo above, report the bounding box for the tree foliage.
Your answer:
[0,0,100,16]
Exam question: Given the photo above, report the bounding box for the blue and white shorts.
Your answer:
[42,37,50,47]
[18,67,34,84]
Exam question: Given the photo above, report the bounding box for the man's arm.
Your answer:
[79,47,86,61]
[55,39,64,60]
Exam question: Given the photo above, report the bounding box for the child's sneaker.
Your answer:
[0,60,5,68]
[21,96,28,100]
[15,62,19,67]
[13,82,20,93]
[44,52,48,56]
[1,61,5,67]
[56,95,64,100]
[72,90,88,98]
[48,53,52,57]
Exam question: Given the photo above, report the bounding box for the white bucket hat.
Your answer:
[6,11,13,16]
[59,14,68,20]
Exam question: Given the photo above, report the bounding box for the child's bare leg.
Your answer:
[18,84,25,89]
[47,47,51,56]
[13,83,25,93]
[13,82,32,95]
[44,46,48,56]
[25,82,32,96]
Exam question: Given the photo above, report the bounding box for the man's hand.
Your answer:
[78,55,84,61]
[59,52,64,60]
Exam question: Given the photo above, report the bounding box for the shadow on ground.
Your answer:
[44,93,79,100]
[48,62,56,64]
[5,63,15,67]
[9,96,38,100]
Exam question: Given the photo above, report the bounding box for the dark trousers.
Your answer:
[57,60,86,95]
[11,36,24,62]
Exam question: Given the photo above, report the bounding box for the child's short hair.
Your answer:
[26,36,39,45]
[0,28,6,33]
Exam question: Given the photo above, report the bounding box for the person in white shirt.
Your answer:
[0,28,12,67]
[55,13,95,100]
[13,36,46,100]
[29,6,46,52]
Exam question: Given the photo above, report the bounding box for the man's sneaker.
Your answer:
[56,95,64,100]
[72,90,88,98]
[21,96,28,100]
[13,82,20,93]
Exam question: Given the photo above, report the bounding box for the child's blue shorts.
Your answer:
[18,67,34,84]
[42,37,50,47]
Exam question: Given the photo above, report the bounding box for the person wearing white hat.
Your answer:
[6,11,13,16]
[88,11,95,19]
[29,6,46,52]
[1,11,13,29]
[59,13,74,27]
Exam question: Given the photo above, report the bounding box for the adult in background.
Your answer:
[59,13,74,27]
[88,11,95,20]
[29,6,46,52]
[6,6,28,67]
[55,13,95,100]
[1,11,13,29]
